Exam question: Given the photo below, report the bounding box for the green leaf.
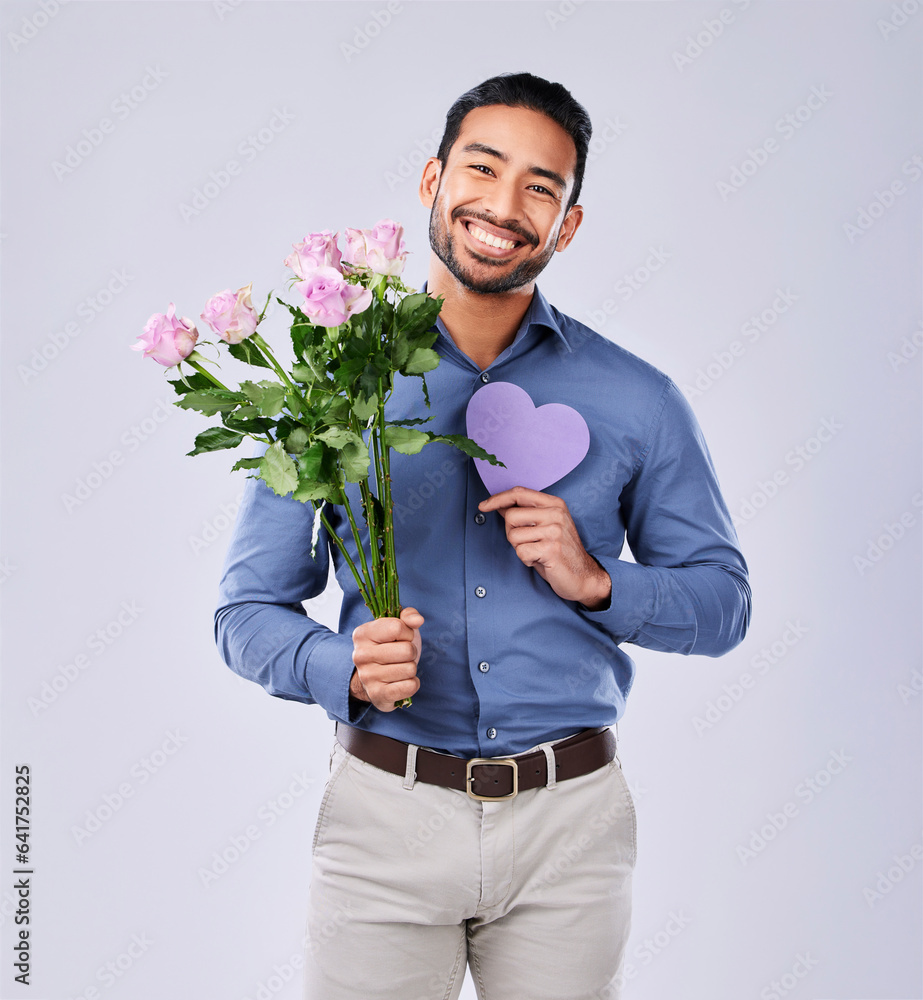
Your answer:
[186,426,245,456]
[222,414,276,435]
[286,426,310,454]
[403,347,440,375]
[359,363,381,400]
[231,457,263,472]
[388,416,434,427]
[298,442,332,481]
[383,425,430,455]
[168,372,214,396]
[317,426,363,450]
[259,441,298,497]
[175,390,243,415]
[429,433,504,465]
[333,356,367,388]
[240,380,286,417]
[340,439,371,482]
[228,338,273,370]
[293,479,336,503]
[352,393,379,422]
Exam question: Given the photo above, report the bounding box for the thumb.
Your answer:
[399,606,425,629]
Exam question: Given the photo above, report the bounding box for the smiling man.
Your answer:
[215,73,750,1000]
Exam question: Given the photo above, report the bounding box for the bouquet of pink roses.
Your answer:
[135,221,498,704]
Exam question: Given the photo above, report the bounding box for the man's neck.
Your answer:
[426,254,534,370]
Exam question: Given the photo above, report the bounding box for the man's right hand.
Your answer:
[349,607,424,712]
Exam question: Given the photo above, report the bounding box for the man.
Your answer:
[216,73,750,999]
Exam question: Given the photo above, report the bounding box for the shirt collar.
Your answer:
[421,282,573,365]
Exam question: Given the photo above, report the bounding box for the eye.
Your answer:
[471,164,494,175]
[528,184,557,198]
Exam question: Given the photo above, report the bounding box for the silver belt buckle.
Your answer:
[465,757,519,801]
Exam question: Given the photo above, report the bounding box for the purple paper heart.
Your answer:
[466,381,590,495]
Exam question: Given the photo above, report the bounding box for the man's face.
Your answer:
[421,105,582,294]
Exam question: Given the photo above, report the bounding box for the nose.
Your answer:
[478,176,525,231]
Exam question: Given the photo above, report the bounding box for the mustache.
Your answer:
[451,207,538,248]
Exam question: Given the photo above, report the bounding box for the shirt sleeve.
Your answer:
[579,377,751,656]
[213,469,371,725]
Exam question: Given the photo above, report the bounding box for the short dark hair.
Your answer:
[437,72,592,211]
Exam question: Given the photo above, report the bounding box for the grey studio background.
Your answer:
[1,1,920,998]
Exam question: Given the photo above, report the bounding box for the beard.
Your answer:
[428,198,558,295]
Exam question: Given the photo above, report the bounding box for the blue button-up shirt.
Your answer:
[215,287,750,757]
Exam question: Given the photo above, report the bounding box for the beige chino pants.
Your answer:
[303,731,637,1000]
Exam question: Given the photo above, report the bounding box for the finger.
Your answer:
[373,676,421,712]
[399,606,425,629]
[353,640,419,668]
[478,486,557,512]
[353,617,414,645]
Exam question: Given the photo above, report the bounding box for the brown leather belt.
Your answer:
[336,723,616,801]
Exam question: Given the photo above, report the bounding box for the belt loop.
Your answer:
[539,743,557,789]
[614,723,622,769]
[402,743,419,790]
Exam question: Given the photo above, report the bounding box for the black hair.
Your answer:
[437,72,592,211]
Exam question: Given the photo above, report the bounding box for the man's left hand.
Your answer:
[478,486,611,610]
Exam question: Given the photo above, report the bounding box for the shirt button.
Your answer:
[474,512,486,525]
[486,727,497,739]
[475,586,486,598]
[480,372,490,383]
[478,661,490,673]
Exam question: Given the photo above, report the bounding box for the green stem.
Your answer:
[337,484,380,617]
[377,381,400,617]
[316,507,376,614]
[185,358,230,390]
[251,332,298,393]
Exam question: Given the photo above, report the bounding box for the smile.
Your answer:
[464,221,520,251]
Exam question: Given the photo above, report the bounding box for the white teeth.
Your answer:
[468,223,516,250]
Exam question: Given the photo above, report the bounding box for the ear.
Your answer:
[554,204,584,253]
[419,157,441,208]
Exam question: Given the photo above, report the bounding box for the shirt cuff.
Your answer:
[578,553,658,638]
[303,631,371,725]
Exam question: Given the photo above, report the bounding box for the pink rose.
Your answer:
[132,303,198,367]
[296,267,373,327]
[200,283,259,344]
[284,230,343,279]
[343,219,407,276]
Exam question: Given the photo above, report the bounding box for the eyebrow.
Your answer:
[460,142,567,194]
